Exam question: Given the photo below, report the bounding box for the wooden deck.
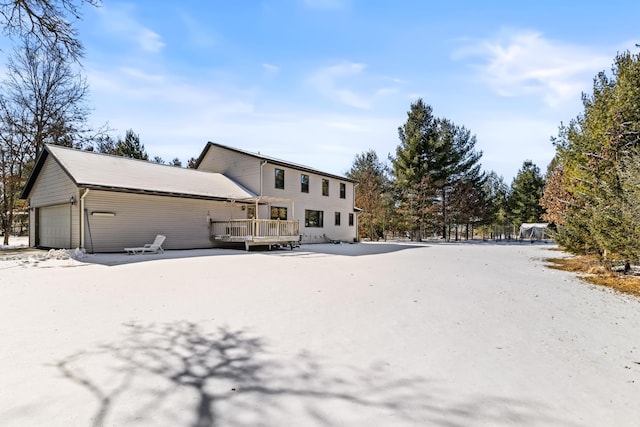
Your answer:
[209,219,300,250]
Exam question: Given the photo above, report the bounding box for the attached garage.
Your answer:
[38,204,71,248]
[21,144,260,252]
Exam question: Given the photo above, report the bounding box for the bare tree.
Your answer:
[0,36,90,243]
[0,0,100,60]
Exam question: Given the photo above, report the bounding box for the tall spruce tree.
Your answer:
[509,160,545,226]
[432,119,483,239]
[392,99,439,240]
[392,99,483,240]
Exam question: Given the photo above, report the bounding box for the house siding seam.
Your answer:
[83,190,245,252]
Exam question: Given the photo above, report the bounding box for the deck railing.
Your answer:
[210,219,300,244]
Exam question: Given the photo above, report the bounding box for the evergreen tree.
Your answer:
[391,99,439,240]
[346,150,391,240]
[509,160,545,226]
[392,99,483,240]
[115,129,148,160]
[433,119,483,239]
[482,171,510,239]
[547,50,640,260]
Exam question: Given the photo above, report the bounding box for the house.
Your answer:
[195,142,358,245]
[20,142,358,252]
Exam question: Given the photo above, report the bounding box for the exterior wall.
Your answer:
[198,144,357,244]
[197,146,261,194]
[83,190,245,252]
[27,156,80,248]
[260,163,356,243]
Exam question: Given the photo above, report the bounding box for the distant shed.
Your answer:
[518,223,549,241]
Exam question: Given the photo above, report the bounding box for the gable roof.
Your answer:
[21,144,257,201]
[196,141,357,183]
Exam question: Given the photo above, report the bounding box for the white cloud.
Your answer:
[137,28,165,53]
[97,4,165,53]
[309,62,400,109]
[120,67,164,82]
[454,29,611,107]
[262,63,280,75]
[85,62,401,173]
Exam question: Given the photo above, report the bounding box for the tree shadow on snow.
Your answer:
[55,321,578,427]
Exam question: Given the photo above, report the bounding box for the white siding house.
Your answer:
[21,142,358,252]
[22,145,255,252]
[196,142,358,244]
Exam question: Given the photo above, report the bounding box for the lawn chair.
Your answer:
[125,235,166,255]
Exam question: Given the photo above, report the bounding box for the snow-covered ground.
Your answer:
[0,241,639,426]
[0,235,28,249]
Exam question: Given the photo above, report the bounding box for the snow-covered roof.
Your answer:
[22,144,257,201]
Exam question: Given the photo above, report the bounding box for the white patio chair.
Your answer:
[125,235,166,255]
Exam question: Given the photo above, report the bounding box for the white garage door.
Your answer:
[39,204,70,248]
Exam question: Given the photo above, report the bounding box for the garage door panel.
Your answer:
[39,204,70,248]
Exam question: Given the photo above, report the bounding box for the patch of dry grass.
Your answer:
[547,255,640,297]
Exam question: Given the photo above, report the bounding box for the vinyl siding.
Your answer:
[260,163,356,243]
[197,146,261,194]
[201,145,357,243]
[83,190,245,252]
[28,156,80,247]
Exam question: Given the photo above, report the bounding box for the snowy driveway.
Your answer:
[1,242,639,426]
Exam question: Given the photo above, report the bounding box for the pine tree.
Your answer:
[391,99,439,240]
[392,99,483,240]
[509,160,545,226]
[115,129,148,160]
[548,51,640,261]
[346,150,390,240]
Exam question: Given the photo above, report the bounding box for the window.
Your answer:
[349,213,354,226]
[335,212,341,226]
[247,206,256,219]
[340,183,346,199]
[275,168,284,189]
[271,206,287,220]
[305,210,324,227]
[301,174,309,193]
[322,179,329,196]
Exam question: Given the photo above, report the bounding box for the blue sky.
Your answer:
[71,0,639,182]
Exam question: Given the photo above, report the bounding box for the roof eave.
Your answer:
[201,141,357,183]
[77,184,255,202]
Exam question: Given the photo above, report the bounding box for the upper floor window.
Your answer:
[340,183,346,199]
[301,174,309,193]
[322,179,329,196]
[275,168,284,189]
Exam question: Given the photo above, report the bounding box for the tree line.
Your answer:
[346,98,546,242]
[541,50,640,264]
